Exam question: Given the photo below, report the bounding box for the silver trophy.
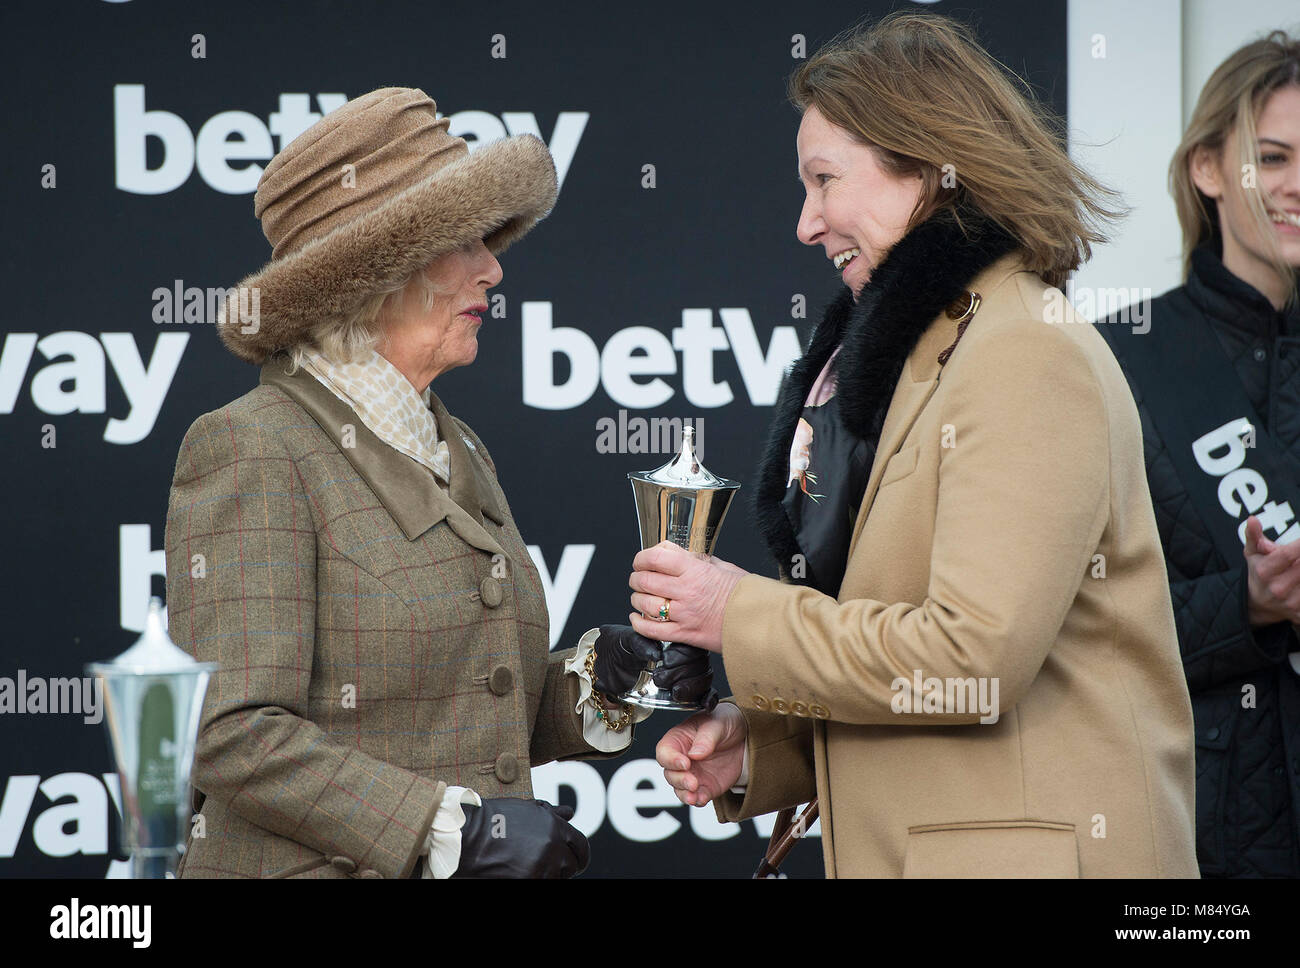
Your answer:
[87,597,216,879]
[625,426,741,710]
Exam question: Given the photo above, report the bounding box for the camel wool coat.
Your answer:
[715,252,1200,878]
[165,358,610,878]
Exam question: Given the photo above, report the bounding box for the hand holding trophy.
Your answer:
[622,426,740,711]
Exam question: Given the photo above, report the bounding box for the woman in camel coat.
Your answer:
[632,13,1199,878]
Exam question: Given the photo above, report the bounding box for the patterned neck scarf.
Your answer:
[299,348,451,485]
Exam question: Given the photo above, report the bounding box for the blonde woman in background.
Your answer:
[1098,31,1300,878]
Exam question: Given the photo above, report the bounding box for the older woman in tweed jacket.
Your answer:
[164,88,702,879]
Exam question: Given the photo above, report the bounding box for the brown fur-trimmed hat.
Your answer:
[215,87,557,364]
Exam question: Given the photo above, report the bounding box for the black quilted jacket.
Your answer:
[1100,244,1300,877]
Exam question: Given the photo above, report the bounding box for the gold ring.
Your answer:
[658,599,671,622]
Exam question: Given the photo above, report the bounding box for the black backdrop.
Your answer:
[0,0,1066,877]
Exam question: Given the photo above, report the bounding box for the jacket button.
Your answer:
[479,576,503,608]
[488,664,514,695]
[751,694,769,711]
[809,703,830,719]
[791,700,809,717]
[772,698,789,715]
[330,856,357,873]
[1254,346,1267,362]
[494,752,520,784]
[1205,727,1220,741]
[358,869,382,879]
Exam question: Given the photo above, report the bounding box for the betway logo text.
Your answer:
[523,303,800,409]
[0,333,185,444]
[2,767,815,873]
[113,85,588,195]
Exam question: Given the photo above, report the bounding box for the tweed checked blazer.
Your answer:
[165,357,609,879]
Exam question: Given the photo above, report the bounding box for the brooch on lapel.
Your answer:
[937,290,982,366]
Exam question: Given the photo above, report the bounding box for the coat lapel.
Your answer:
[846,309,952,553]
[427,390,506,529]
[853,368,940,534]
[260,358,508,558]
[848,252,1028,551]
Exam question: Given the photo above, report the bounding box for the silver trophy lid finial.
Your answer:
[88,597,213,677]
[629,425,736,490]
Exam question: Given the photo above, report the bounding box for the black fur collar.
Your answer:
[752,205,1020,575]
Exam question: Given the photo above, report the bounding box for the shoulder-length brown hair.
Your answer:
[789,11,1123,289]
[1170,30,1300,306]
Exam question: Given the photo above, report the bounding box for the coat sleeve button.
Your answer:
[771,698,789,715]
[330,856,357,873]
[791,700,808,717]
[358,869,382,878]
[751,694,769,711]
[488,664,514,695]
[809,703,830,719]
[494,752,520,784]
[479,576,503,608]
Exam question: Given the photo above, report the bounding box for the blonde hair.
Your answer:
[1170,29,1300,306]
[788,11,1125,289]
[284,261,454,372]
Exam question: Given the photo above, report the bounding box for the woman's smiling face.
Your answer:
[1191,84,1300,308]
[795,106,926,299]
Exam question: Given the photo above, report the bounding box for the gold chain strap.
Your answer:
[584,647,633,732]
